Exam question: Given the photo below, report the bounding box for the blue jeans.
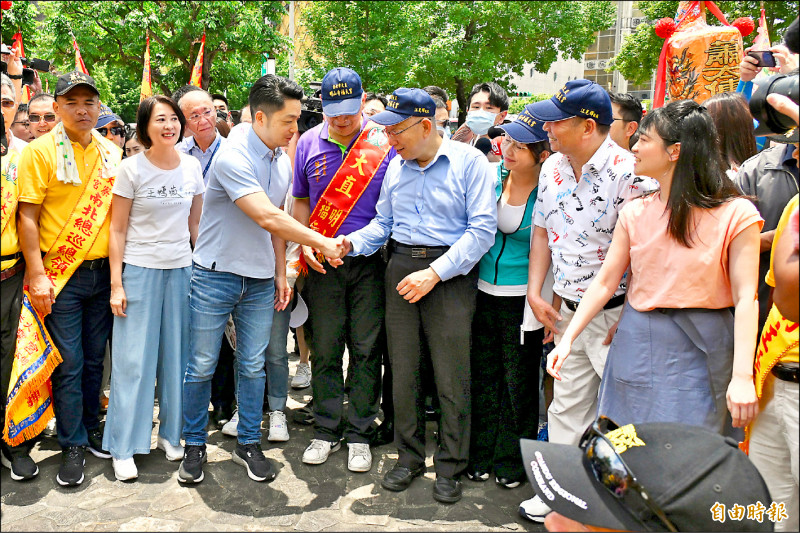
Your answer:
[46,265,113,448]
[103,265,191,459]
[183,264,274,446]
[265,305,290,411]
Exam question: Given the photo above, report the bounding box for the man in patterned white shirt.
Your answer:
[521,80,656,523]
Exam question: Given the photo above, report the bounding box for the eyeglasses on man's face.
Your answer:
[188,108,214,123]
[29,113,58,123]
[385,118,425,138]
[12,120,31,128]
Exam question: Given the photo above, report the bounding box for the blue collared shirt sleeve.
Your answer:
[429,153,497,281]
[347,160,396,256]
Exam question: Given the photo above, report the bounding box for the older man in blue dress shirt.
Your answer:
[345,88,497,503]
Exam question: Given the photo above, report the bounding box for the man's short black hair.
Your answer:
[608,92,643,124]
[172,84,204,105]
[136,95,186,149]
[14,103,28,120]
[28,92,55,108]
[467,82,509,112]
[211,93,229,107]
[784,17,799,54]
[248,74,304,118]
[365,92,388,108]
[424,85,448,103]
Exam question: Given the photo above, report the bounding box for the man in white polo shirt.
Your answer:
[521,80,656,522]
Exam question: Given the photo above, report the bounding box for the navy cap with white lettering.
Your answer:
[321,67,364,117]
[528,79,613,126]
[369,88,435,127]
[499,103,547,143]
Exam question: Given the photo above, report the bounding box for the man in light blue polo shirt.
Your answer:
[344,88,497,504]
[178,74,347,485]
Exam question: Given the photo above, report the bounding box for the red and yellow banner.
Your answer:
[4,138,120,446]
[140,35,153,102]
[72,34,89,75]
[189,33,205,87]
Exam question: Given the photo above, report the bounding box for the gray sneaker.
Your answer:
[291,362,312,389]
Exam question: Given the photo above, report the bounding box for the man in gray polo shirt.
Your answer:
[178,75,347,485]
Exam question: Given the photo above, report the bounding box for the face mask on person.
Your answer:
[465,109,498,135]
[436,125,451,139]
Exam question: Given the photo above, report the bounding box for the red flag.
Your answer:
[189,33,205,87]
[72,35,89,75]
[140,36,153,102]
[11,32,31,102]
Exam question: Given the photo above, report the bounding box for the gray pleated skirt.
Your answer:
[597,301,735,434]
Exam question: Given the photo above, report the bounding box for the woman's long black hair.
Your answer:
[638,99,742,247]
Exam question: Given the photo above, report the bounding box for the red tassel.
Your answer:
[732,17,755,37]
[655,17,677,39]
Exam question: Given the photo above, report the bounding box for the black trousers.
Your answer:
[469,291,542,480]
[302,253,384,443]
[386,251,478,478]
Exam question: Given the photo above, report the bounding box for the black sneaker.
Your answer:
[87,428,112,459]
[1,443,38,481]
[178,444,207,483]
[57,446,85,486]
[232,442,276,482]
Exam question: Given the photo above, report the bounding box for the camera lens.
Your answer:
[750,73,800,137]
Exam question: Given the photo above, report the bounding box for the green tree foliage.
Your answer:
[508,94,552,115]
[612,1,799,86]
[301,1,616,122]
[2,1,287,121]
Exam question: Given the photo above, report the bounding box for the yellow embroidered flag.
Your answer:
[71,34,89,75]
[140,35,153,102]
[189,33,205,87]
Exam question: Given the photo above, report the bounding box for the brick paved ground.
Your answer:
[1,340,546,532]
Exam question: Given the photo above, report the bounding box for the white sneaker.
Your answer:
[291,362,312,389]
[347,442,372,473]
[112,457,138,481]
[43,417,57,437]
[156,437,184,461]
[519,495,552,523]
[267,411,290,442]
[302,439,340,465]
[221,409,239,437]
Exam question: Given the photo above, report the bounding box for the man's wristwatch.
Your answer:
[6,73,23,79]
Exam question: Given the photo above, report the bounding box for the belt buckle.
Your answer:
[411,247,427,259]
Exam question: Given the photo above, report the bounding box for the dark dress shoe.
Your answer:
[433,476,462,503]
[381,463,425,492]
[371,421,394,447]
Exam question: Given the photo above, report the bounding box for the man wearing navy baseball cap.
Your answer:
[521,80,657,521]
[344,87,497,503]
[292,67,398,473]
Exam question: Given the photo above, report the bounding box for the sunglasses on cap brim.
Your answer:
[580,416,678,532]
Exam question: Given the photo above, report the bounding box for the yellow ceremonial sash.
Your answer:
[1,149,20,239]
[309,122,391,238]
[4,143,119,446]
[739,304,799,454]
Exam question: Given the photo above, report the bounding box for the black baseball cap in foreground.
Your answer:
[369,88,435,127]
[521,419,774,532]
[528,79,613,126]
[55,70,100,98]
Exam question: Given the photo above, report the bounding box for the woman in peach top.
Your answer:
[546,99,763,434]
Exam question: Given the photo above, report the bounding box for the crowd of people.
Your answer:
[1,16,799,532]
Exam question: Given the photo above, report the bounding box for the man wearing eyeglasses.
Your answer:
[95,104,126,149]
[176,89,226,186]
[27,92,61,139]
[2,71,27,152]
[291,68,397,473]
[344,88,496,503]
[10,104,35,142]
